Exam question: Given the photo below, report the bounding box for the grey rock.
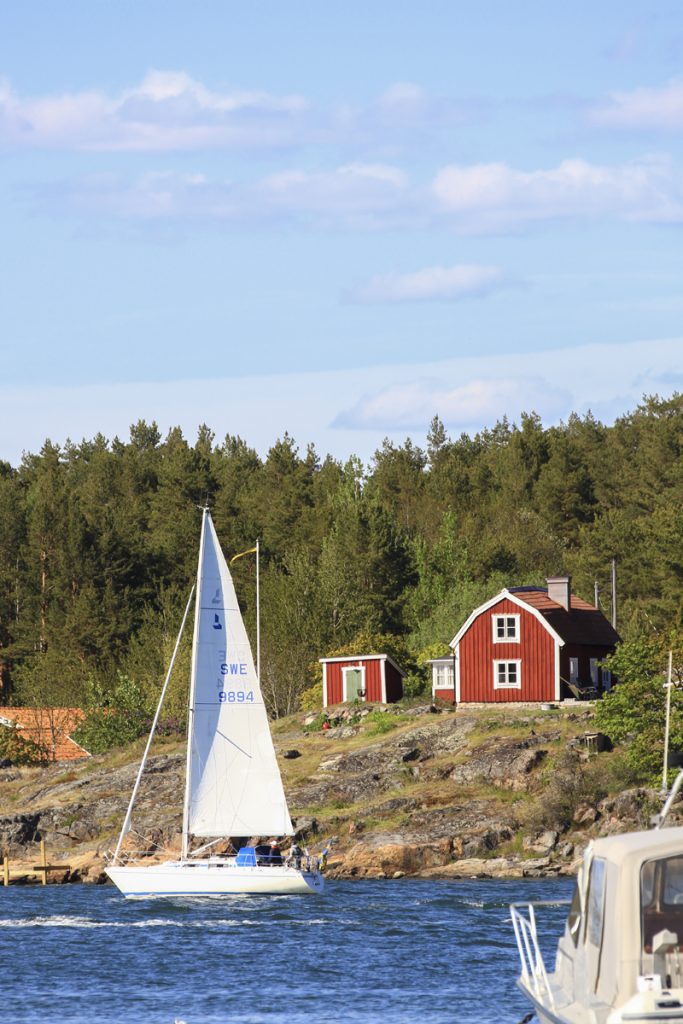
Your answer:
[291,816,319,838]
[449,740,547,790]
[523,830,559,855]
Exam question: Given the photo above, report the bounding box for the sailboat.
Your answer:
[106,508,324,897]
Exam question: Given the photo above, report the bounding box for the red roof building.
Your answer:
[0,707,89,761]
[320,654,405,707]
[431,576,619,704]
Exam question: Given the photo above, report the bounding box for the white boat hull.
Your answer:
[106,859,324,897]
[519,981,683,1024]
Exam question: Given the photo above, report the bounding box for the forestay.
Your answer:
[185,511,293,839]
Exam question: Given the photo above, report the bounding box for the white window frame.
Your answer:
[433,663,454,691]
[342,664,366,702]
[492,614,520,644]
[493,659,522,690]
[569,657,579,684]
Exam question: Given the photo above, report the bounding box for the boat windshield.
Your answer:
[566,879,583,947]
[641,855,683,952]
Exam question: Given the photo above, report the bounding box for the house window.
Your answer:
[570,657,579,684]
[590,659,599,686]
[433,664,454,690]
[493,660,522,689]
[492,614,520,643]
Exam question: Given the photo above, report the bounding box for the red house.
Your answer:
[0,707,89,761]
[431,576,619,704]
[320,654,405,707]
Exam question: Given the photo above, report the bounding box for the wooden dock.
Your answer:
[2,840,70,885]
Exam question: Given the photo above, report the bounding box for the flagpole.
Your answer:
[256,539,260,683]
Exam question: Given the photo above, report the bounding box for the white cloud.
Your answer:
[0,70,309,151]
[378,82,428,108]
[590,79,683,130]
[22,152,683,233]
[28,163,413,230]
[260,162,409,217]
[348,264,508,303]
[0,72,482,154]
[2,337,680,468]
[432,157,683,231]
[333,377,570,430]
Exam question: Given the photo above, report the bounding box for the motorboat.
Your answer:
[511,775,683,1022]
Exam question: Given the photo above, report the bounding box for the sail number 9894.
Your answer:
[218,691,255,703]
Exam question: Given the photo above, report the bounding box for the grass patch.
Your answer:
[364,710,400,736]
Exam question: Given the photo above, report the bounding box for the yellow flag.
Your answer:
[230,546,257,564]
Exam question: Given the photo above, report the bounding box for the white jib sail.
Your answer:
[186,511,293,839]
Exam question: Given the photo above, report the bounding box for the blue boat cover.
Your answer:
[235,847,258,866]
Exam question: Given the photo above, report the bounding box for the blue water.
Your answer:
[0,878,572,1023]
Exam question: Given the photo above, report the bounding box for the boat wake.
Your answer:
[0,911,354,933]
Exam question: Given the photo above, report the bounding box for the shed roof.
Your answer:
[318,653,406,676]
[0,707,88,761]
[509,587,620,646]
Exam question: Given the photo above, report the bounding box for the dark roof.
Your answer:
[508,587,619,647]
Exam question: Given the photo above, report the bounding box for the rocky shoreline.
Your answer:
[0,702,662,885]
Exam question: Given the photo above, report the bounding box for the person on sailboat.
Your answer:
[268,840,283,865]
[288,842,302,869]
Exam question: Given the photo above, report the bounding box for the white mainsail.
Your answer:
[183,511,293,841]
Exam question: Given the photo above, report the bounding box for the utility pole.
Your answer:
[594,580,599,608]
[611,558,617,630]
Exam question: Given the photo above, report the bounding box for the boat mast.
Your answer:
[181,507,209,860]
[112,584,195,863]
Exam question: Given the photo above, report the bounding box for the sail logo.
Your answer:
[221,662,248,676]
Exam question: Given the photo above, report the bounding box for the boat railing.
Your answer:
[510,900,570,1011]
[285,854,320,874]
[106,848,324,873]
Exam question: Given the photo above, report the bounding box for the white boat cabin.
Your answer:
[513,826,683,1023]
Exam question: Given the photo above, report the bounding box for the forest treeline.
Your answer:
[0,394,681,723]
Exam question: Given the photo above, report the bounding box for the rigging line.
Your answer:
[113,584,196,864]
[216,729,252,759]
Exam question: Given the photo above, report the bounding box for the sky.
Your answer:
[1,1,683,467]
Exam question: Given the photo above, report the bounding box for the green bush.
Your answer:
[594,637,683,784]
[402,673,428,699]
[299,681,323,712]
[0,724,46,765]
[303,711,329,733]
[74,672,154,754]
[524,749,609,832]
[364,709,398,736]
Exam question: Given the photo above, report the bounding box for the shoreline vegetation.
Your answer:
[0,398,681,883]
[0,701,668,886]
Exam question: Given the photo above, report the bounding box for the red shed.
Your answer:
[320,654,405,707]
[437,577,619,704]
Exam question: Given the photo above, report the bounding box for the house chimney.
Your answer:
[546,576,571,610]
